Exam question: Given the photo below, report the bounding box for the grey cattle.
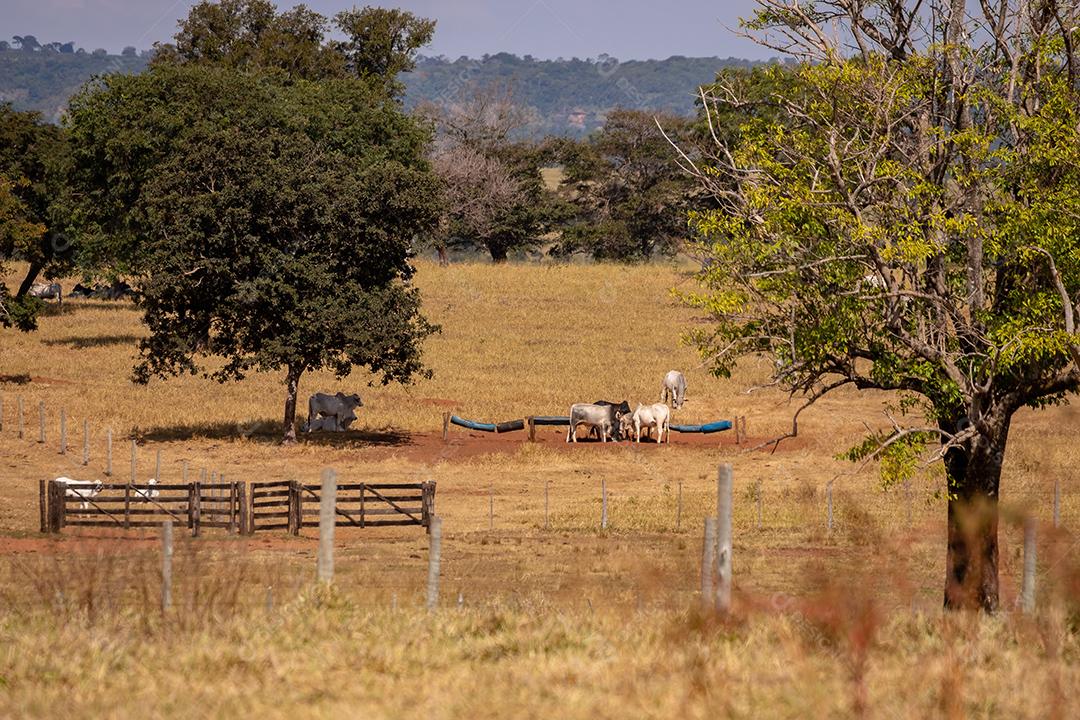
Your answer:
[591,400,631,440]
[659,370,687,409]
[306,392,362,433]
[566,403,619,443]
[622,403,671,444]
[28,282,62,305]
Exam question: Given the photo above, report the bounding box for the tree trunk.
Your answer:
[942,418,1011,612]
[282,365,303,445]
[16,261,43,297]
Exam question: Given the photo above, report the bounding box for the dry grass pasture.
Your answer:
[1,259,1078,718]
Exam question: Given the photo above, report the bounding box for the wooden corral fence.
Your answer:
[43,479,437,537]
[251,480,436,535]
[42,479,246,536]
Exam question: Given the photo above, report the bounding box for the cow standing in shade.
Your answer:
[305,392,363,433]
[660,370,687,409]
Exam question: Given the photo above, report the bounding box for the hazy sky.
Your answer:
[2,0,772,60]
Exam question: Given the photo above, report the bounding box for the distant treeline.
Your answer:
[1,44,762,135]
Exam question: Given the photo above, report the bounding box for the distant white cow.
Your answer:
[29,282,63,306]
[660,370,687,409]
[57,477,102,510]
[625,403,671,444]
[306,392,362,433]
[133,478,159,501]
[566,403,619,443]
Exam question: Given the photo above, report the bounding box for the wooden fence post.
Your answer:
[528,417,536,442]
[105,429,112,476]
[191,479,201,537]
[161,521,173,613]
[676,480,683,531]
[59,408,66,455]
[715,464,733,613]
[317,468,336,584]
[601,479,608,530]
[237,481,248,535]
[1021,517,1037,614]
[38,401,45,443]
[489,485,494,531]
[17,396,24,439]
[426,516,443,611]
[39,479,47,533]
[48,480,63,532]
[123,482,131,530]
[295,481,304,536]
[154,450,162,482]
[701,517,717,609]
[130,440,137,484]
[442,412,450,442]
[1053,478,1060,529]
[82,419,89,466]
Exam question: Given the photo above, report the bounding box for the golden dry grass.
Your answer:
[1,259,1079,717]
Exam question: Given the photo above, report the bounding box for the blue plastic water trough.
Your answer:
[450,416,525,433]
[669,421,732,434]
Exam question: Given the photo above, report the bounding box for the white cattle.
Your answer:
[57,477,102,510]
[566,403,619,443]
[626,403,671,444]
[659,370,687,409]
[133,478,159,501]
[29,282,63,305]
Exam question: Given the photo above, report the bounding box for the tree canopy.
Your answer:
[682,0,1080,611]
[65,59,441,441]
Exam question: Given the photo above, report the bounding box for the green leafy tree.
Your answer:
[0,104,66,295]
[65,64,441,442]
[682,0,1080,611]
[153,0,434,95]
[0,176,44,331]
[555,109,696,261]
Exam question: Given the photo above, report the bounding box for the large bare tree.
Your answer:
[675,0,1080,610]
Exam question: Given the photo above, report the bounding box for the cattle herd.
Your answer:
[567,370,686,444]
[27,280,137,305]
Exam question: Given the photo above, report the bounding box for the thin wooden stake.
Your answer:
[39,479,47,534]
[38,401,45,443]
[601,479,608,530]
[701,517,717,609]
[676,480,683,531]
[1021,517,1037,614]
[161,521,173,613]
[426,516,443,611]
[81,419,89,466]
[130,440,137,484]
[154,450,161,482]
[442,412,450,442]
[59,408,66,455]
[105,429,112,476]
[17,396,24,439]
[715,464,733,613]
[317,468,336,583]
[489,486,494,531]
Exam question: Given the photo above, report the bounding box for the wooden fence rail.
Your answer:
[42,479,437,537]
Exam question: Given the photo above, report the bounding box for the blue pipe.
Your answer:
[669,421,732,434]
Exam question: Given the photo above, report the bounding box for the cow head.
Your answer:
[335,392,364,408]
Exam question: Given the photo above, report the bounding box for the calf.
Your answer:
[566,403,618,443]
[57,477,102,510]
[659,370,687,409]
[301,415,345,433]
[624,403,672,444]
